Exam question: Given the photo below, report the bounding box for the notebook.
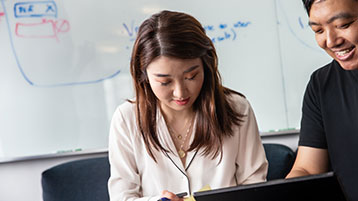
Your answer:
[193,171,346,201]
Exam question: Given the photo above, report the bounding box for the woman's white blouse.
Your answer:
[108,94,268,201]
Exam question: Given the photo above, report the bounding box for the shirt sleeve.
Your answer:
[235,98,268,184]
[299,73,327,149]
[107,106,160,201]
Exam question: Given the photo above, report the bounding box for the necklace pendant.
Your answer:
[178,149,186,158]
[177,135,182,140]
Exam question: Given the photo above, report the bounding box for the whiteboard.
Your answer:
[0,0,331,160]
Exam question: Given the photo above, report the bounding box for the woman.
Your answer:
[108,10,268,201]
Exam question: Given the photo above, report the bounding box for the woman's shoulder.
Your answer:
[113,100,137,121]
[118,99,136,112]
[225,89,251,115]
[110,100,139,137]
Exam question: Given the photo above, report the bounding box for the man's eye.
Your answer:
[338,22,353,29]
[313,28,323,34]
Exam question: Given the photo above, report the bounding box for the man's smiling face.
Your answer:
[309,0,358,70]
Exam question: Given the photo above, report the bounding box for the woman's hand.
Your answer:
[160,190,185,201]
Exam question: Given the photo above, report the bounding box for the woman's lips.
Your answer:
[174,98,190,105]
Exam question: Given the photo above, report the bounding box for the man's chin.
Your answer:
[339,62,358,71]
[334,57,358,70]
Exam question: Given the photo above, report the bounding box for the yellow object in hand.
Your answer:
[184,185,211,201]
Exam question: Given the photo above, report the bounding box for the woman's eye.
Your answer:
[160,81,171,86]
[186,73,197,80]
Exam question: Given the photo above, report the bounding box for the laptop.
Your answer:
[193,171,346,201]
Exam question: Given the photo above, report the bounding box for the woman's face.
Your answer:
[146,56,204,115]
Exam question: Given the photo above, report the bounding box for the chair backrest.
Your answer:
[41,144,295,200]
[41,156,110,201]
[263,143,296,181]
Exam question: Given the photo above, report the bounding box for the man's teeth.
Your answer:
[337,48,352,56]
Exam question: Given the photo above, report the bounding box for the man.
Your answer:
[286,0,358,200]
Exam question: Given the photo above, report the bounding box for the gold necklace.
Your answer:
[177,122,192,158]
[168,119,192,158]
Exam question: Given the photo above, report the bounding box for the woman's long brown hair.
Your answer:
[130,10,244,161]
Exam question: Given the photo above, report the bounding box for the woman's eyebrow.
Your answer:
[183,65,199,73]
[153,73,170,77]
[152,65,200,77]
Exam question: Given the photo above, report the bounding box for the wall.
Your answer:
[0,0,331,161]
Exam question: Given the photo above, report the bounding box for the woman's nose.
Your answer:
[173,81,187,99]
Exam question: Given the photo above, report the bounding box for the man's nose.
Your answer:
[326,29,342,49]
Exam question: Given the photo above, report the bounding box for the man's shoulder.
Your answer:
[310,60,336,79]
[307,60,344,89]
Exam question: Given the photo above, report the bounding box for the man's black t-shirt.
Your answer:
[299,60,358,201]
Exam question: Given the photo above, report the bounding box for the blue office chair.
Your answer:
[263,143,296,181]
[41,156,110,201]
[41,144,295,201]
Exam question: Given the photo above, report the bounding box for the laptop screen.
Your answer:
[193,172,346,201]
